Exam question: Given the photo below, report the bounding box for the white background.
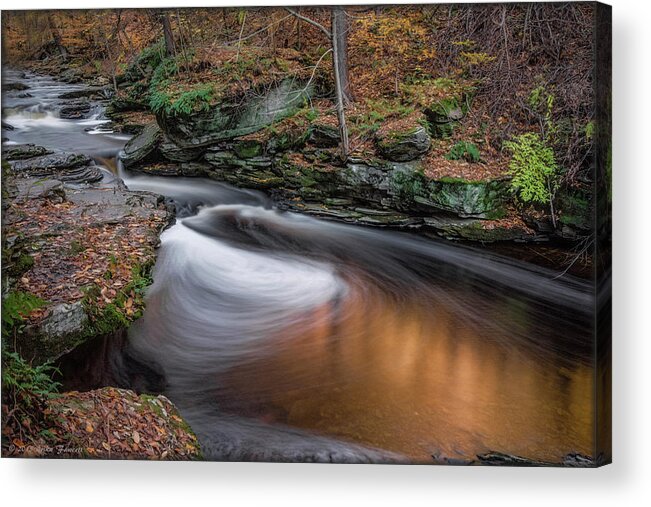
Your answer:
[1,0,649,505]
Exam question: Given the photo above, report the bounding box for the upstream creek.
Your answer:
[2,69,595,463]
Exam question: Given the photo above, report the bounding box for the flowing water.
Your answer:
[2,69,596,463]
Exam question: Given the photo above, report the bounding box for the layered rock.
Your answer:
[8,149,103,185]
[120,122,162,167]
[156,79,314,148]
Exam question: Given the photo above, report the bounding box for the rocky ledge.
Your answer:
[1,145,200,460]
[3,145,172,363]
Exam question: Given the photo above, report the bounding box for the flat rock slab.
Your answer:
[3,143,53,161]
[57,87,109,100]
[4,167,172,364]
[10,151,91,173]
[2,82,30,92]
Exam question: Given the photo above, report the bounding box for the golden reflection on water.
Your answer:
[214,284,594,463]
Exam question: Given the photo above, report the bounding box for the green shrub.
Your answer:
[446,141,480,162]
[503,132,558,205]
[1,290,57,436]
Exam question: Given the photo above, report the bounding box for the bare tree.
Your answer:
[46,12,68,61]
[285,7,352,161]
[332,7,352,105]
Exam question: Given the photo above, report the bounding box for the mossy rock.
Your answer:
[274,159,341,195]
[376,126,431,162]
[232,139,264,159]
[387,165,427,205]
[423,216,532,242]
[2,144,52,161]
[425,178,508,218]
[557,189,592,231]
[266,127,310,153]
[120,123,162,168]
[157,79,314,148]
[204,149,272,171]
[424,96,467,139]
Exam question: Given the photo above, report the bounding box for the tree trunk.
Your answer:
[47,13,68,61]
[331,7,350,161]
[161,12,176,58]
[332,6,352,105]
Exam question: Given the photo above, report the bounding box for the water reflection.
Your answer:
[210,275,593,462]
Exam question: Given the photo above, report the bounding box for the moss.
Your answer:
[390,169,427,204]
[233,140,263,159]
[81,260,155,338]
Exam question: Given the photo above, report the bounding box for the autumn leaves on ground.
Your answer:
[1,5,597,459]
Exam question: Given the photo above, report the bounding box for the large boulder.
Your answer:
[385,167,507,218]
[20,302,89,364]
[424,178,508,218]
[120,122,162,167]
[157,79,314,148]
[376,126,431,162]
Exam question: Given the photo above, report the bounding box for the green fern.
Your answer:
[446,141,480,162]
[2,291,46,339]
[503,132,558,204]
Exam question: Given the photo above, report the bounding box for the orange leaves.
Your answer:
[3,387,200,459]
[349,7,437,99]
[4,185,168,326]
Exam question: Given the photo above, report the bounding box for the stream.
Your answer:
[2,68,595,463]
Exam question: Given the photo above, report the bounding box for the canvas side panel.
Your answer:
[594,1,612,467]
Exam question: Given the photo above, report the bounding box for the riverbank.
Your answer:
[1,139,202,458]
[7,50,594,258]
